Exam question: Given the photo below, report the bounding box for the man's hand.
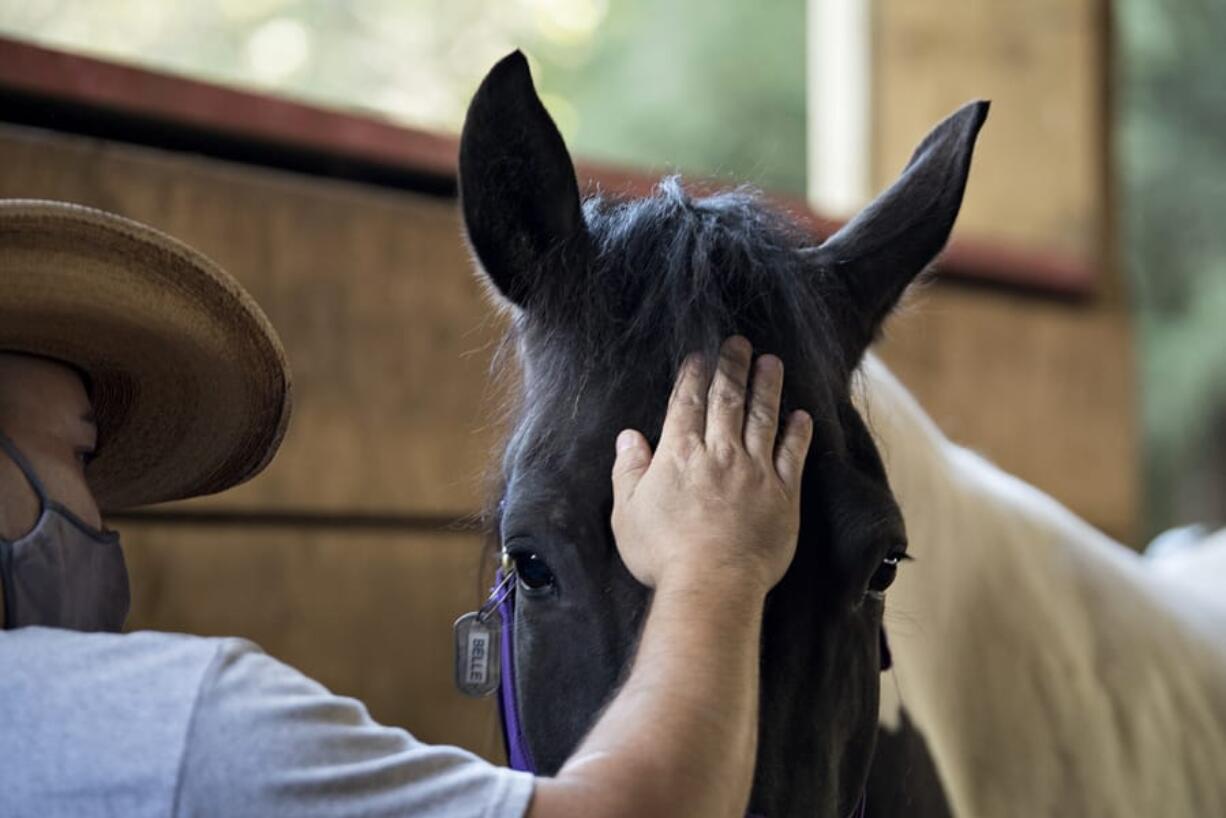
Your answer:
[610,336,812,595]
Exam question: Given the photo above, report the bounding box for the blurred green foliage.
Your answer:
[1119,0,1226,532]
[0,0,805,193]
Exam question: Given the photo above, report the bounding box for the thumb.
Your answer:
[611,429,651,502]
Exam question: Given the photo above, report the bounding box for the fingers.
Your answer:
[774,410,813,494]
[704,336,753,450]
[612,429,652,502]
[659,354,708,451]
[744,354,784,463]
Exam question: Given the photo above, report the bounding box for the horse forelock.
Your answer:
[494,177,850,483]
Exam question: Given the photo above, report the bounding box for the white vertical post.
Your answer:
[807,0,873,218]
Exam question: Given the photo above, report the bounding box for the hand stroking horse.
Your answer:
[457,51,1226,817]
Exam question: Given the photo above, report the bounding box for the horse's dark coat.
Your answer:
[459,50,985,817]
[866,712,955,818]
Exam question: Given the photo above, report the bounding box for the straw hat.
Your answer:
[0,199,292,511]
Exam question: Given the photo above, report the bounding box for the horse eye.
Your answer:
[867,550,906,595]
[514,553,555,591]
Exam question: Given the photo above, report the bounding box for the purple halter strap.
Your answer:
[494,570,867,818]
[496,569,534,772]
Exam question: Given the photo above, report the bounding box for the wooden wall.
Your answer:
[870,0,1138,540]
[874,0,1108,263]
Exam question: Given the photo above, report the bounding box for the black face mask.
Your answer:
[0,432,129,632]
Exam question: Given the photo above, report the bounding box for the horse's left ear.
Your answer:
[811,100,989,366]
[459,51,588,310]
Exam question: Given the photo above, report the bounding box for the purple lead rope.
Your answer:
[493,569,865,818]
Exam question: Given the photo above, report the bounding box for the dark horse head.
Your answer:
[459,51,985,817]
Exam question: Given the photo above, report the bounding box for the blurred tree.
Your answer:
[0,0,805,193]
[1119,0,1226,533]
[529,0,806,193]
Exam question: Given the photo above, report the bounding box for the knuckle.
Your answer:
[673,389,706,411]
[678,358,707,386]
[779,447,802,469]
[707,441,738,465]
[747,402,778,428]
[709,387,743,412]
[729,449,750,469]
[752,381,782,408]
[674,432,703,458]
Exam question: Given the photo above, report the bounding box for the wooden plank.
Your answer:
[120,521,505,762]
[0,34,1097,294]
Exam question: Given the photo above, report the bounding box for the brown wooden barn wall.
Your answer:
[874,0,1109,266]
[872,0,1138,541]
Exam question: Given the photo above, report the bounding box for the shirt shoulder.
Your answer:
[177,637,534,818]
[0,627,251,818]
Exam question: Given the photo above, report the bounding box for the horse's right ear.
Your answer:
[459,51,587,310]
[810,100,988,367]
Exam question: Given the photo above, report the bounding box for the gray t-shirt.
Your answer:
[0,627,534,818]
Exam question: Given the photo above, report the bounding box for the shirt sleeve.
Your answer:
[173,638,534,818]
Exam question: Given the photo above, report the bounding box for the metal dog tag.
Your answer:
[454,610,501,697]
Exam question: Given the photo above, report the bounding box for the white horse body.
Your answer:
[858,353,1226,817]
[1146,528,1226,621]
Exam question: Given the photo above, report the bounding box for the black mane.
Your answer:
[497,177,846,473]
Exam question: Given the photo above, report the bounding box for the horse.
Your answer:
[858,352,1226,816]
[458,51,1226,815]
[456,50,982,817]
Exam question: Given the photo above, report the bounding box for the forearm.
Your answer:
[530,575,765,818]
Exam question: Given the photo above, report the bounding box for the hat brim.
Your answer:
[0,200,291,511]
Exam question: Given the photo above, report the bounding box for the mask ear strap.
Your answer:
[0,431,50,507]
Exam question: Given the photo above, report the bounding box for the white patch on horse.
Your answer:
[855,352,1226,818]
